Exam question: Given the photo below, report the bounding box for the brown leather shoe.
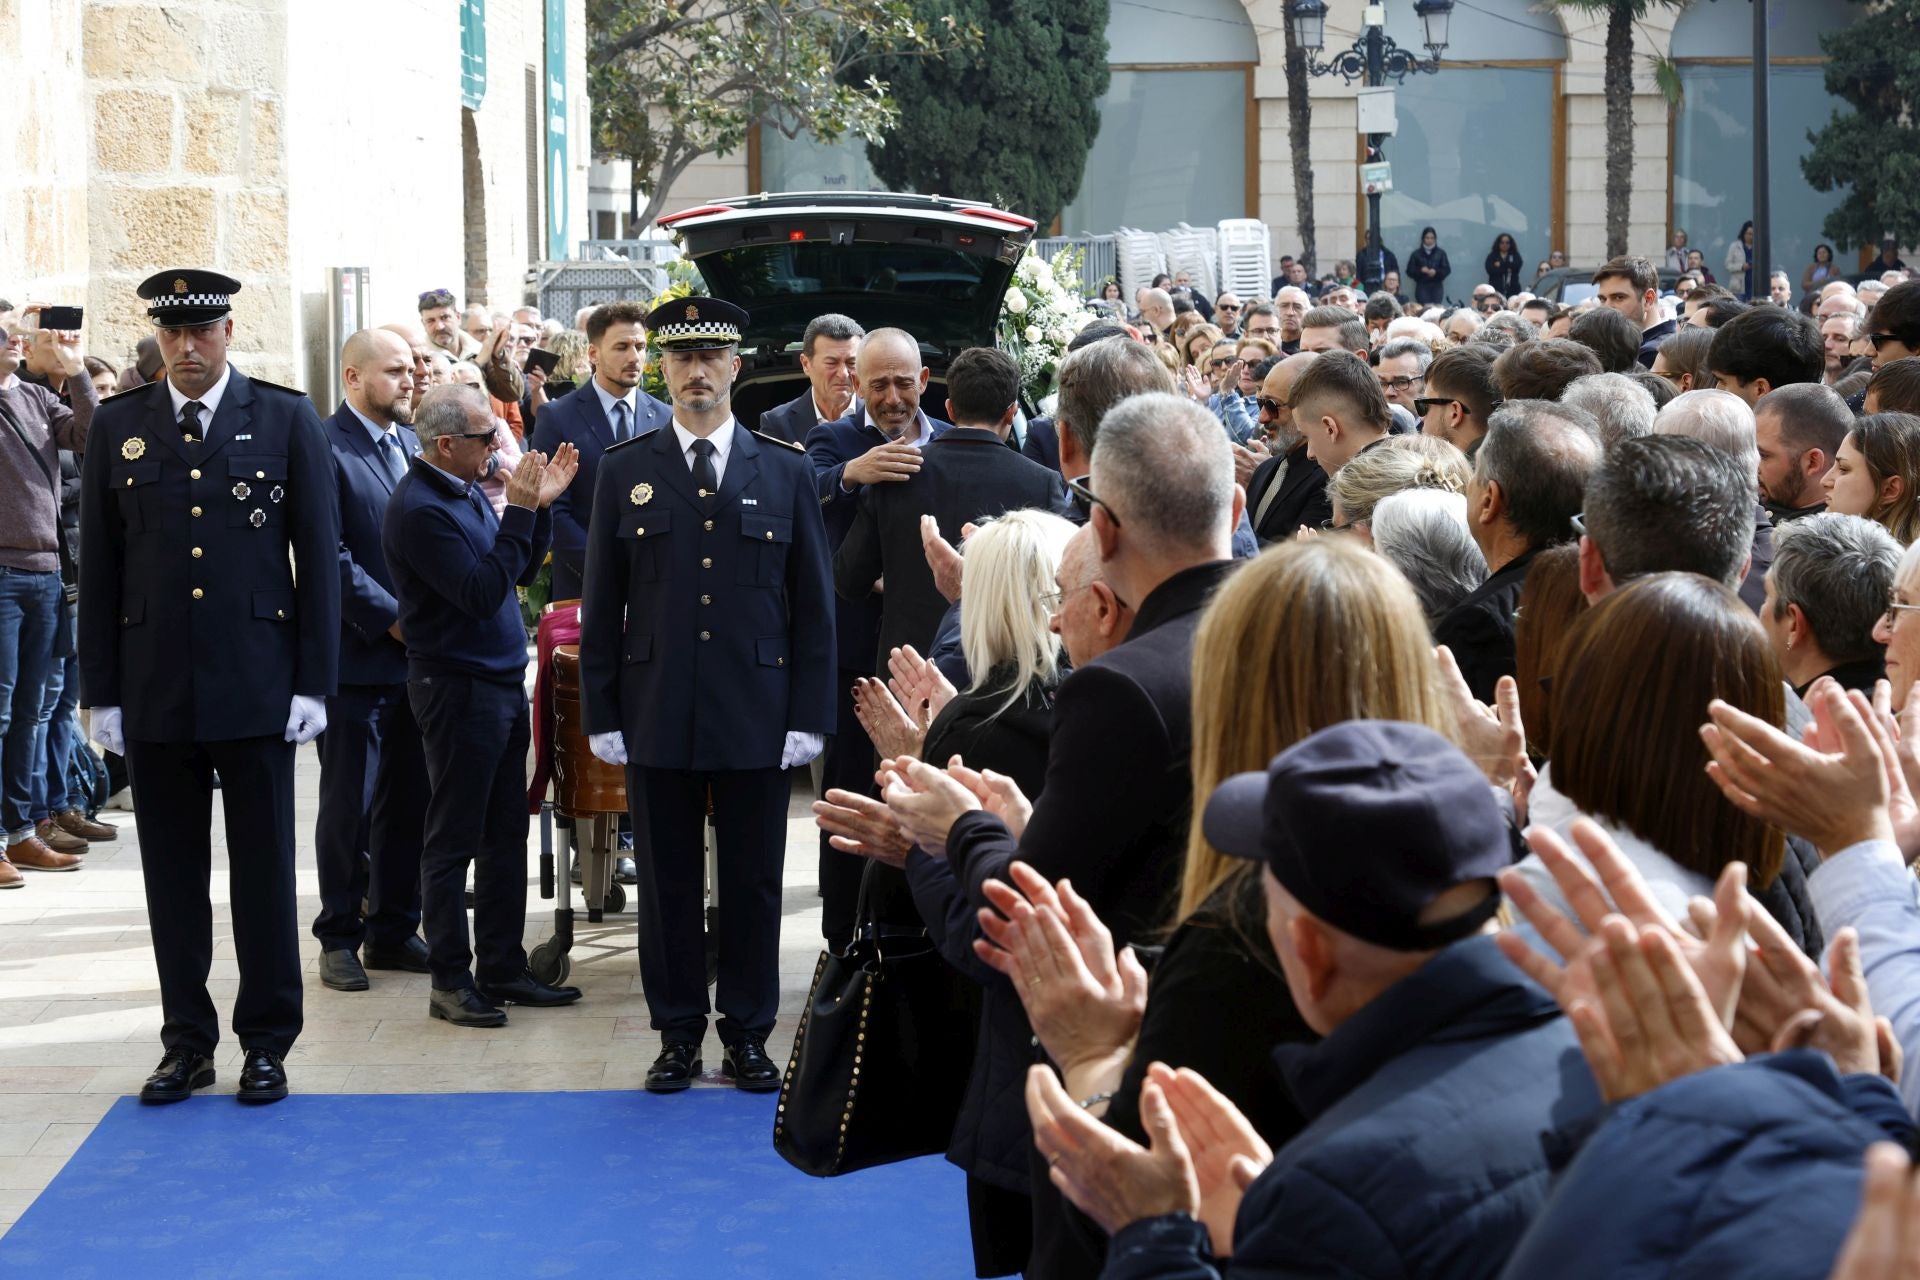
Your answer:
[54,809,116,842]
[35,819,88,855]
[0,855,21,889]
[6,835,81,872]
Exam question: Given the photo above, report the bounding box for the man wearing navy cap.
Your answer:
[1030,721,1599,1280]
[579,295,835,1093]
[78,268,341,1105]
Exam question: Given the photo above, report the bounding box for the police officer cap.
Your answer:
[646,295,748,351]
[137,268,242,328]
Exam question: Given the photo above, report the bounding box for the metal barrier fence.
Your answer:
[1032,235,1118,297]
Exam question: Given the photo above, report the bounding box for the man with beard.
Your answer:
[757,313,862,445]
[581,296,834,1093]
[528,302,673,601]
[416,289,463,358]
[1753,382,1853,524]
[313,329,432,992]
[1244,351,1330,542]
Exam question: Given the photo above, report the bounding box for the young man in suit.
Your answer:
[801,328,949,951]
[756,313,862,444]
[312,329,430,993]
[527,301,673,602]
[1244,351,1332,543]
[834,346,1071,670]
[79,269,341,1104]
[579,297,835,1092]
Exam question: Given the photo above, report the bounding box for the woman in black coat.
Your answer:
[1407,225,1451,305]
[1485,232,1524,297]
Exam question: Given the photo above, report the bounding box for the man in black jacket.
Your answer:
[1243,351,1329,543]
[834,347,1071,670]
[1435,400,1600,703]
[755,313,862,444]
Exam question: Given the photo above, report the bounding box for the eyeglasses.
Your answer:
[1065,476,1120,528]
[1412,396,1459,416]
[1884,593,1920,628]
[1216,303,1241,312]
[1318,518,1354,533]
[1653,367,1688,384]
[1870,332,1917,352]
[1379,375,1426,393]
[1257,396,1284,416]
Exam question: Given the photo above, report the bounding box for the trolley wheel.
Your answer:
[605,880,628,914]
[706,905,720,987]
[529,939,571,987]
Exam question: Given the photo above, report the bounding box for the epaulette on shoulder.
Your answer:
[605,431,650,453]
[96,383,154,405]
[247,377,309,397]
[754,430,804,453]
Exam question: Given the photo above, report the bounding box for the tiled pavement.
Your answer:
[0,747,837,1237]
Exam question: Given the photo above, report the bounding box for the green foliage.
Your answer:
[857,0,1110,225]
[588,1,979,228]
[1803,1,1920,251]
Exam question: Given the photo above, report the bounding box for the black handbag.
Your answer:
[774,868,978,1177]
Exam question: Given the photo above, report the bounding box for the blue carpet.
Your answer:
[0,1091,975,1279]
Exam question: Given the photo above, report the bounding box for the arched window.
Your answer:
[1670,0,1858,298]
[1375,0,1565,294]
[1058,0,1260,234]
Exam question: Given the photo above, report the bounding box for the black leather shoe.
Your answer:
[318,948,370,992]
[644,1041,702,1093]
[477,969,583,1008]
[362,935,431,973]
[722,1037,781,1092]
[429,986,507,1028]
[236,1048,288,1104]
[139,1049,214,1104]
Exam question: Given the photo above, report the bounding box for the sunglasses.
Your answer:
[1257,396,1284,416]
[1210,357,1236,369]
[452,430,497,443]
[1870,332,1917,352]
[1216,303,1241,312]
[1065,476,1121,528]
[1413,396,1459,415]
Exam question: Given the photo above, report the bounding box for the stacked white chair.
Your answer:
[1160,224,1220,299]
[1114,229,1168,300]
[1217,218,1274,299]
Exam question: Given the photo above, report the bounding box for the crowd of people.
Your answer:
[10,228,1920,1275]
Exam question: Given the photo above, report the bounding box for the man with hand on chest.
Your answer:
[78,268,341,1105]
[580,296,835,1094]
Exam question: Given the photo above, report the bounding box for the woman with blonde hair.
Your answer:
[1326,432,1473,535]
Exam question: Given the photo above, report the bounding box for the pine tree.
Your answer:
[1802,0,1920,251]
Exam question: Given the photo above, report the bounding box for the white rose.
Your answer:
[1005,289,1029,315]
[1051,327,1073,347]
[1024,325,1043,344]
[1031,257,1054,287]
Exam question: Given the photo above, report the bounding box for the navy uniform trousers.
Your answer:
[311,685,425,951]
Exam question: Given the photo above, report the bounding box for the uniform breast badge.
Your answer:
[270,485,285,504]
[249,509,266,528]
[631,483,653,506]
[233,482,251,500]
[121,437,146,461]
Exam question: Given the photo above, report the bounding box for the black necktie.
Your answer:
[691,438,718,499]
[180,400,205,443]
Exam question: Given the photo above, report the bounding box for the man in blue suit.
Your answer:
[79,269,341,1105]
[581,296,835,1093]
[312,330,430,993]
[801,327,950,951]
[755,313,862,443]
[527,301,672,603]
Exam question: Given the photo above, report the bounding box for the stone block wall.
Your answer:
[0,0,93,310]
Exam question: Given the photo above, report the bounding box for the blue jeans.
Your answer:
[0,568,61,839]
[30,605,80,821]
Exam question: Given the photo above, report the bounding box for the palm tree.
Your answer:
[1284,12,1317,274]
[1548,0,1691,259]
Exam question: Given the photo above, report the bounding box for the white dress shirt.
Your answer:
[592,378,640,439]
[167,364,232,424]
[672,418,735,488]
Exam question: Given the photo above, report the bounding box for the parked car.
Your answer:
[1532,264,1685,306]
[656,191,1038,430]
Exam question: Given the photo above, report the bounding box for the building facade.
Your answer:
[0,0,590,394]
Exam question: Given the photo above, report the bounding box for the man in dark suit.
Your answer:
[580,297,835,1093]
[527,301,672,602]
[835,347,1071,669]
[1592,255,1674,369]
[384,385,581,1028]
[755,313,863,444]
[312,330,430,993]
[79,269,340,1105]
[1245,351,1332,542]
[801,327,949,951]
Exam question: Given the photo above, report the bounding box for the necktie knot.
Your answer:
[691,438,715,458]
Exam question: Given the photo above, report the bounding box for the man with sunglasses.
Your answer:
[1244,351,1332,543]
[1866,280,1920,376]
[1213,292,1243,339]
[1419,345,1501,458]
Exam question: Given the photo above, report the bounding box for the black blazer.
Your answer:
[326,402,418,687]
[1638,317,1678,369]
[1432,545,1538,703]
[832,427,1070,672]
[526,380,673,599]
[1245,443,1332,544]
[1021,415,1062,474]
[755,388,817,445]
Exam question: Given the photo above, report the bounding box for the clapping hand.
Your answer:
[1027,1067,1200,1237]
[1830,1145,1920,1280]
[881,756,983,858]
[1436,647,1533,821]
[1713,905,1900,1081]
[812,781,915,869]
[973,862,1146,1079]
[1150,1064,1272,1257]
[851,676,929,761]
[920,518,968,603]
[504,449,546,509]
[887,644,957,728]
[946,759,1032,840]
[534,442,579,507]
[1181,365,1210,404]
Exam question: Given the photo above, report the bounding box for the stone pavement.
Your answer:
[0,746,837,1238]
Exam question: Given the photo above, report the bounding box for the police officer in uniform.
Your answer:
[79,270,340,1105]
[580,297,835,1093]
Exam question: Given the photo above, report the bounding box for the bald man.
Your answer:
[1244,352,1332,542]
[801,327,952,950]
[312,329,430,992]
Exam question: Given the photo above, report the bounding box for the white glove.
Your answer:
[92,706,125,756]
[285,695,327,745]
[590,731,629,766]
[782,731,824,770]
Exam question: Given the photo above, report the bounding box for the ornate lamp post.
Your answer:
[1289,1,1454,291]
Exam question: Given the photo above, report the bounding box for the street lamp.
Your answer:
[1289,0,1453,290]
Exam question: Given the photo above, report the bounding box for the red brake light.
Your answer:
[789,229,807,242]
[657,204,732,225]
